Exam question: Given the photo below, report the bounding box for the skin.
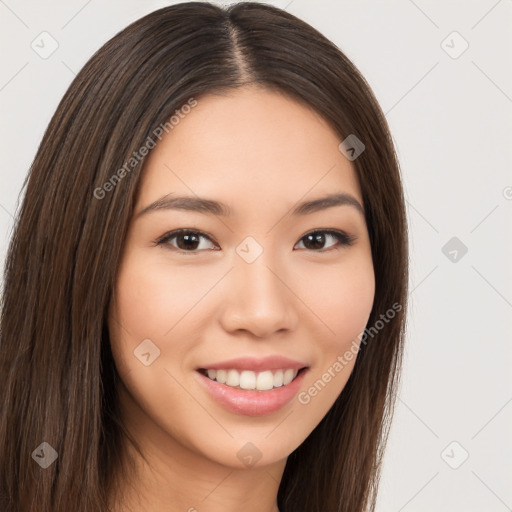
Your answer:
[107,85,375,512]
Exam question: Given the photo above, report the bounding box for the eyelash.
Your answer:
[155,228,356,255]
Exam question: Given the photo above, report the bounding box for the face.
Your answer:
[108,86,375,471]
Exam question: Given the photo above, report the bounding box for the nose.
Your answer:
[218,252,299,338]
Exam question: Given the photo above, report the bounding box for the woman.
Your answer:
[0,2,408,511]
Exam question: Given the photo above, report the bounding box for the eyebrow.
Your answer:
[135,192,365,219]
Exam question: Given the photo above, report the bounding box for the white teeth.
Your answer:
[239,370,255,389]
[273,369,284,387]
[283,368,295,385]
[226,369,240,387]
[256,370,274,391]
[203,368,300,390]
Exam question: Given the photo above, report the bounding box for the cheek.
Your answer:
[108,251,218,383]
[111,253,204,340]
[107,256,206,442]
[108,254,179,379]
[292,255,374,424]
[297,252,375,350]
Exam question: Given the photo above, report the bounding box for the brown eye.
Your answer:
[295,230,356,251]
[156,228,356,255]
[157,229,217,253]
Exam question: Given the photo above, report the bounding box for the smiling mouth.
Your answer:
[197,367,307,391]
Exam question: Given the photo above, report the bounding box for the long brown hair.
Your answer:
[0,2,408,511]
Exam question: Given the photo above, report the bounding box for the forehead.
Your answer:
[137,86,363,214]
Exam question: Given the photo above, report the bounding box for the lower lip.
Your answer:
[195,369,308,416]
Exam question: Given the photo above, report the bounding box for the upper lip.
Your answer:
[197,356,308,372]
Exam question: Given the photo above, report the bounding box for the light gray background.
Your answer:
[1,1,511,510]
